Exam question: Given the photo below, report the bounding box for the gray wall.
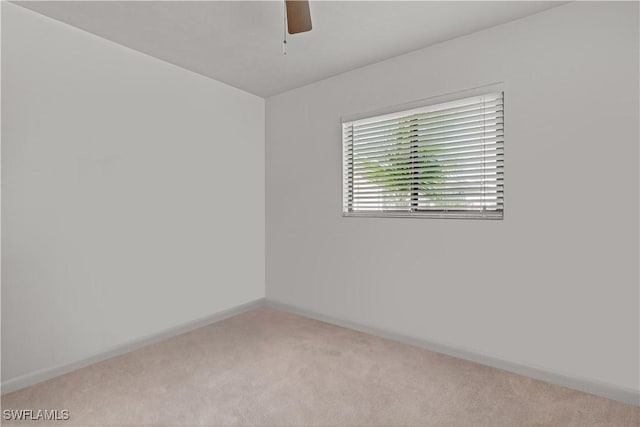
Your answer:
[266,1,639,393]
[2,3,265,386]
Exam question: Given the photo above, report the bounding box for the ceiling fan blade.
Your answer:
[286,0,312,34]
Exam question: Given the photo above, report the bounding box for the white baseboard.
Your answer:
[1,298,266,395]
[265,299,640,407]
[4,297,638,408]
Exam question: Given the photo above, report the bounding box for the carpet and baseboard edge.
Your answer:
[265,299,640,407]
[3,297,638,408]
[1,298,266,395]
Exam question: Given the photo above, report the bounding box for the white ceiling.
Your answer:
[15,1,565,97]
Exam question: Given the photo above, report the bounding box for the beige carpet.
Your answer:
[2,307,639,426]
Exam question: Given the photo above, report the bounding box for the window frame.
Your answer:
[341,85,505,220]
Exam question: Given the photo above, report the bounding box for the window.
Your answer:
[342,92,504,219]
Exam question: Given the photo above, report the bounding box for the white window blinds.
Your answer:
[342,92,504,219]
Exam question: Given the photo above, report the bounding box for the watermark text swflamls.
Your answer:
[3,409,70,421]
